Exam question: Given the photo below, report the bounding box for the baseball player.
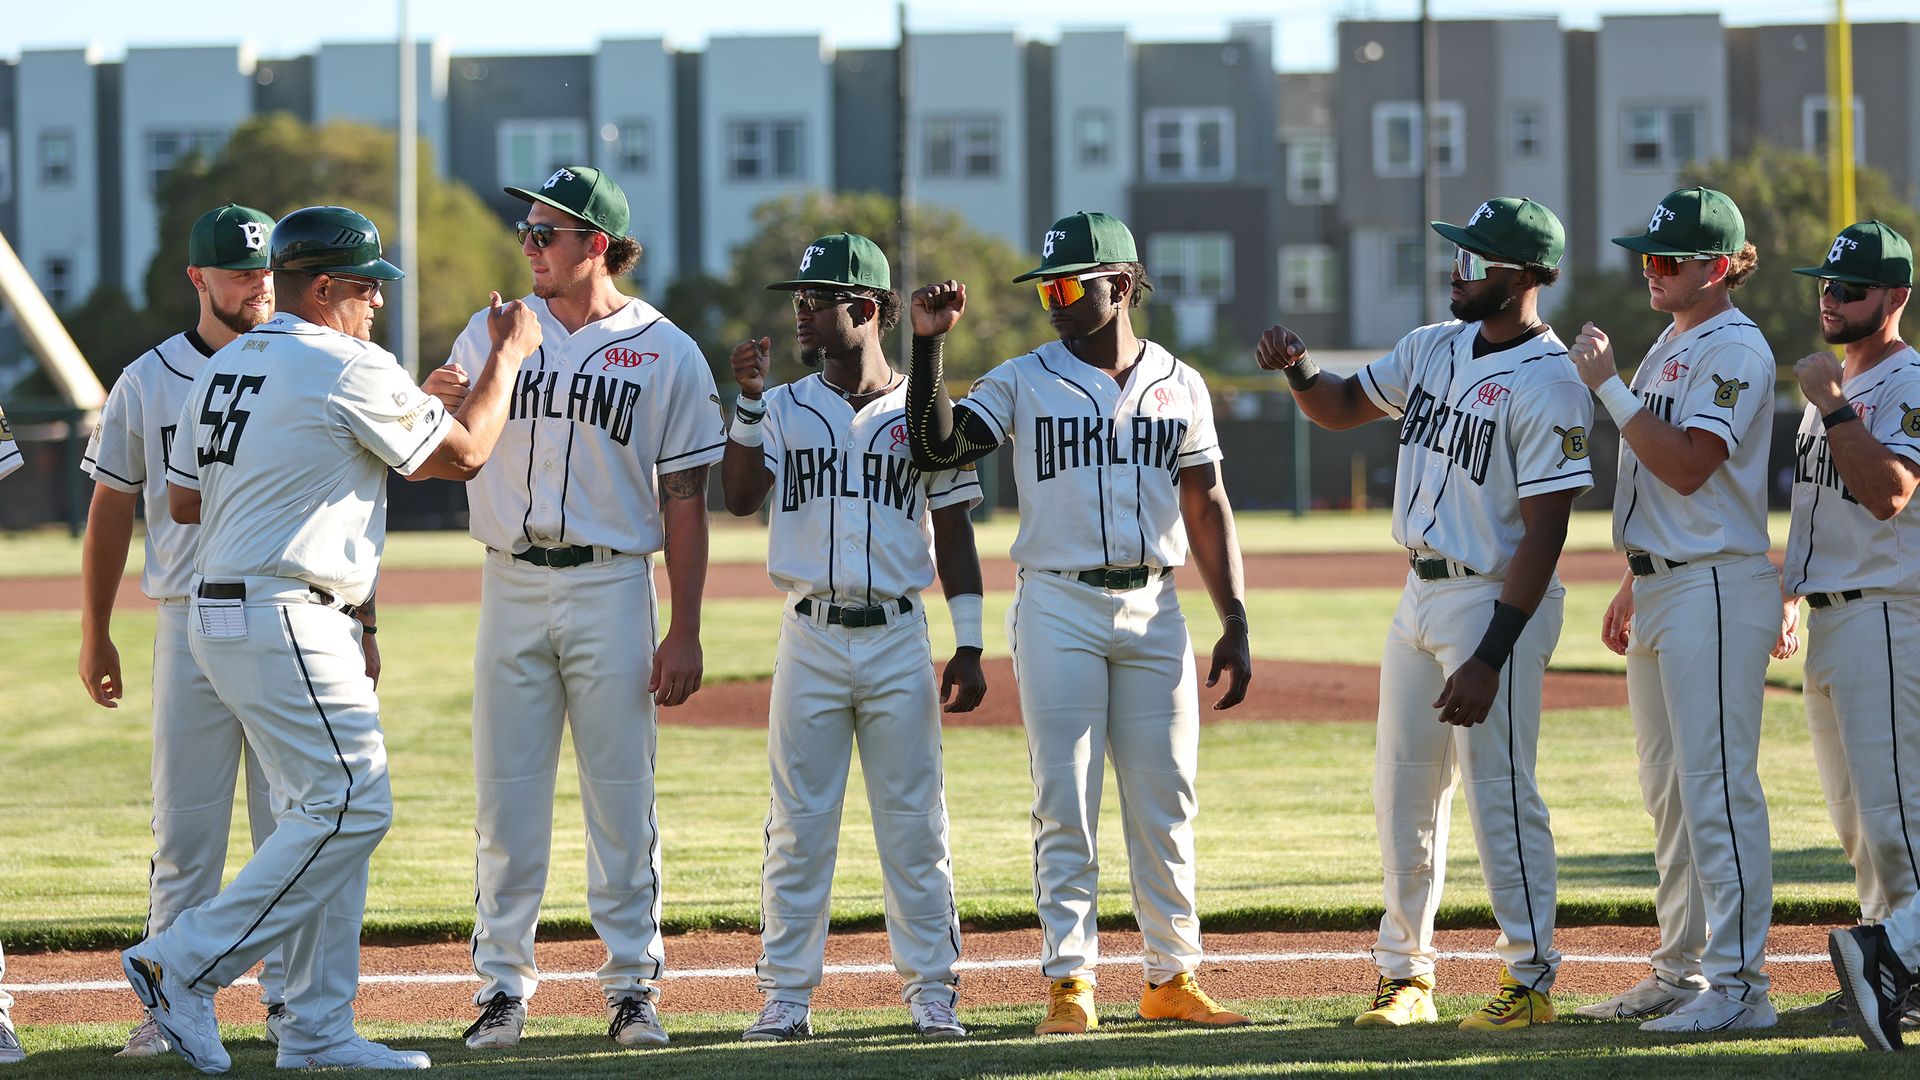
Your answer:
[0,401,20,481]
[1569,187,1790,1032]
[444,166,726,1051]
[78,204,291,1060]
[123,204,537,1074]
[720,233,982,1042]
[904,211,1252,1036]
[1262,197,1589,1031]
[1780,222,1920,1050]
[0,404,20,1067]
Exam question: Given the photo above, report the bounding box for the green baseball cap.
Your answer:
[188,204,275,270]
[766,233,891,291]
[1430,196,1565,268]
[1793,220,1914,287]
[1613,187,1745,256]
[1013,211,1139,283]
[504,165,631,237]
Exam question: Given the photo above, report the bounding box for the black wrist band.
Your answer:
[1823,403,1860,429]
[1284,357,1321,391]
[359,624,377,636]
[1472,601,1530,671]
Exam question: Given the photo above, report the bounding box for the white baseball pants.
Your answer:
[148,581,391,1057]
[470,552,665,1004]
[1008,568,1204,986]
[1625,554,1778,1002]
[1373,572,1564,991]
[0,939,9,1012]
[756,598,961,1007]
[1804,596,1920,925]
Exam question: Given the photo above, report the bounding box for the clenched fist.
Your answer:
[1569,321,1616,390]
[910,281,967,337]
[486,291,542,362]
[1794,351,1845,412]
[1255,325,1310,371]
[731,337,772,398]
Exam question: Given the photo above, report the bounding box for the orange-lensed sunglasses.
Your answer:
[1036,270,1121,310]
[1641,252,1720,277]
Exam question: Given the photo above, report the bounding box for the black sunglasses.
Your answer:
[326,273,382,297]
[515,220,600,249]
[1819,279,1881,304]
[791,289,864,315]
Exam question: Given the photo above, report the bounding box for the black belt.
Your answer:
[1052,566,1171,591]
[1806,589,1864,609]
[1409,553,1475,581]
[1627,552,1688,577]
[795,596,912,628]
[196,581,360,619]
[513,544,598,568]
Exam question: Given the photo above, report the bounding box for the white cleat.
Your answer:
[462,992,526,1049]
[116,1015,171,1058]
[742,1000,813,1042]
[1572,976,1702,1021]
[264,1003,286,1047]
[909,999,968,1039]
[276,1035,430,1070]
[608,996,669,1047]
[1638,988,1776,1033]
[0,1007,24,1065]
[121,943,229,1074]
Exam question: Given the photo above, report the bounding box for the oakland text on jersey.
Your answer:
[780,445,922,518]
[1396,383,1498,485]
[510,368,644,446]
[1030,414,1189,483]
[1637,387,1678,423]
[1794,432,1859,504]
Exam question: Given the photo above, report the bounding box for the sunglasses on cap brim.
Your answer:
[1818,279,1886,304]
[1452,247,1525,282]
[1640,252,1721,277]
[1036,270,1123,310]
[515,220,600,248]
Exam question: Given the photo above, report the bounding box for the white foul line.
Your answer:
[0,949,1834,997]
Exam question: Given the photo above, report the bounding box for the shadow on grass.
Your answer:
[1557,847,1855,888]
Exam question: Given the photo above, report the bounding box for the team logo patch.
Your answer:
[602,348,657,370]
[1041,229,1069,258]
[392,391,411,407]
[243,339,268,352]
[543,167,576,189]
[0,409,11,441]
[1903,402,1920,438]
[1554,424,1589,465]
[238,221,268,251]
[1660,359,1688,382]
[890,422,909,451]
[1852,400,1876,426]
[1474,383,1511,408]
[709,393,720,406]
[1152,386,1183,412]
[798,244,827,272]
[1710,374,1749,408]
[1648,205,1677,233]
[1829,235,1860,264]
[1466,201,1498,227]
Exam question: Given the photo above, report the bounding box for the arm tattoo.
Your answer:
[660,464,709,503]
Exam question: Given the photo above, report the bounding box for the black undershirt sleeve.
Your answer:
[906,333,1002,470]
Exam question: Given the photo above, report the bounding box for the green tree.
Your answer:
[143,113,529,366]
[672,191,1052,383]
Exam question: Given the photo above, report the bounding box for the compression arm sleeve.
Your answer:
[906,333,1002,470]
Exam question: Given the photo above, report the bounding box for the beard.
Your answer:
[212,294,272,336]
[1821,303,1885,345]
[799,343,829,368]
[1449,284,1514,323]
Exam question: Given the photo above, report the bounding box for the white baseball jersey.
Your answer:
[170,312,452,606]
[957,340,1219,571]
[1357,320,1595,576]
[759,373,981,603]
[452,296,726,556]
[0,402,21,480]
[1612,306,1775,561]
[83,331,217,600]
[1785,345,1920,595]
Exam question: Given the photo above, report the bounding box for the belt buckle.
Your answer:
[550,546,588,568]
[839,604,884,628]
[1105,567,1147,590]
[1627,552,1657,576]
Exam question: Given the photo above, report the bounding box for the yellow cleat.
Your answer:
[1138,972,1251,1026]
[1035,977,1099,1035]
[1459,971,1555,1031]
[1354,974,1438,1027]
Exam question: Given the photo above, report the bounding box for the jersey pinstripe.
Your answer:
[956,340,1220,571]
[453,296,726,556]
[1786,345,1920,596]
[1612,306,1775,561]
[82,331,215,600]
[0,402,21,480]
[759,373,981,604]
[1358,320,1595,576]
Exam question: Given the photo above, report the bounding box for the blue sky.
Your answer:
[2,0,1904,73]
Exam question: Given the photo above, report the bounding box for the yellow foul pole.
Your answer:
[1828,0,1856,235]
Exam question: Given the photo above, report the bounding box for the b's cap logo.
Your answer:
[238,222,268,251]
[799,245,826,272]
[543,168,576,189]
[1554,424,1589,465]
[1467,202,1498,227]
[1902,402,1920,438]
[1711,374,1749,408]
[1829,235,1860,263]
[1041,229,1069,258]
[1649,205,1678,232]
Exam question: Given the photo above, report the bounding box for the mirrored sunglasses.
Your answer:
[328,273,382,298]
[1036,270,1121,310]
[1453,247,1525,282]
[1818,279,1880,305]
[1640,252,1720,277]
[515,220,600,249]
[791,289,862,315]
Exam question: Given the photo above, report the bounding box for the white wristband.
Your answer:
[948,593,984,651]
[1595,376,1642,428]
[728,419,764,447]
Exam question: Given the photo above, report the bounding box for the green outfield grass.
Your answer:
[0,592,1850,949]
[11,997,1906,1080]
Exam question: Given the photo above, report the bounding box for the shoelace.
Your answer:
[1046,983,1088,1019]
[919,1001,959,1028]
[1479,985,1529,1019]
[463,993,520,1040]
[608,997,654,1039]
[1370,979,1420,1011]
[754,1000,805,1030]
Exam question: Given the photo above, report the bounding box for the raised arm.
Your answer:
[1795,351,1920,521]
[720,337,775,516]
[412,293,541,481]
[1570,322,1729,496]
[1256,325,1387,430]
[905,281,1003,470]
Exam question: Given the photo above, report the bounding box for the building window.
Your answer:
[0,131,12,204]
[1372,101,1465,179]
[1509,104,1543,162]
[1388,234,1427,297]
[1146,233,1233,301]
[1285,137,1335,204]
[146,130,225,195]
[1279,244,1335,313]
[39,129,74,188]
[607,119,651,174]
[497,119,588,188]
[727,119,805,182]
[1804,96,1864,159]
[44,256,72,308]
[1622,105,1702,170]
[1074,109,1113,169]
[923,116,999,179]
[1142,108,1233,182]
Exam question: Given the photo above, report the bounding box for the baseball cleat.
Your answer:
[1572,975,1702,1020]
[1354,974,1437,1028]
[0,1007,23,1065]
[1831,923,1915,1052]
[462,992,526,1049]
[1459,971,1554,1030]
[116,1015,170,1058]
[742,1000,813,1042]
[1138,972,1250,1026]
[264,1003,287,1047]
[275,1034,430,1070]
[607,995,669,1047]
[909,1000,967,1039]
[1035,977,1098,1035]
[1637,988,1776,1033]
[121,943,229,1074]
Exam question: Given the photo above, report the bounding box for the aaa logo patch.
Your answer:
[1903,402,1920,438]
[1711,374,1750,408]
[1554,424,1589,465]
